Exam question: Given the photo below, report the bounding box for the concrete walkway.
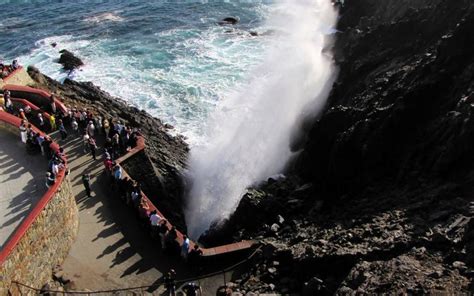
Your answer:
[55,133,238,294]
[0,129,47,250]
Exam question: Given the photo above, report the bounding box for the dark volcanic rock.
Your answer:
[58,49,84,70]
[218,16,239,25]
[27,66,189,231]
[222,0,474,294]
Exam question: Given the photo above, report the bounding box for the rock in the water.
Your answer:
[58,49,84,70]
[218,16,239,25]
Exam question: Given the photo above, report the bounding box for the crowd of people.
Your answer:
[0,59,20,79]
[16,119,66,189]
[110,170,204,266]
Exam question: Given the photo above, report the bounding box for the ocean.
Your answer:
[0,0,271,144]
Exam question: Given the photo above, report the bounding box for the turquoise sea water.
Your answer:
[0,1,271,143]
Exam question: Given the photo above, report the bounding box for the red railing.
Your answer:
[0,110,68,265]
[115,136,256,256]
[11,98,52,120]
[3,84,68,114]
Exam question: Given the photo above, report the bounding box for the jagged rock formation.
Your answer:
[219,0,474,294]
[58,49,84,71]
[27,66,190,231]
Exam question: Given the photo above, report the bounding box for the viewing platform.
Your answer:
[0,128,47,250]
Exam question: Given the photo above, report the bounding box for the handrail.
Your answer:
[11,245,263,294]
[3,84,68,114]
[114,136,256,257]
[10,97,52,120]
[0,110,67,265]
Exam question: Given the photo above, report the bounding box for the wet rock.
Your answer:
[452,261,467,273]
[58,49,84,70]
[277,215,285,224]
[218,16,239,25]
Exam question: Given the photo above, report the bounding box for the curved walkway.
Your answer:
[0,129,47,250]
[55,134,239,294]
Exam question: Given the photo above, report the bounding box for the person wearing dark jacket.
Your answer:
[82,173,92,197]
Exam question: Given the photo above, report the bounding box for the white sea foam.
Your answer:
[83,12,124,24]
[17,16,267,144]
[185,0,338,238]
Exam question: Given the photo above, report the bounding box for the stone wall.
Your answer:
[0,176,78,294]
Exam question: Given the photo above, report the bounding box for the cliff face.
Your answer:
[299,0,474,196]
[224,0,474,294]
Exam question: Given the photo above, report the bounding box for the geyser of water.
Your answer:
[185,0,338,238]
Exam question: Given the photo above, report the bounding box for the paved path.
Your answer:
[0,129,47,250]
[55,133,238,294]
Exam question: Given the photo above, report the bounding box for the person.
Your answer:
[18,108,27,121]
[42,136,53,159]
[83,132,90,153]
[57,147,66,160]
[112,133,120,157]
[79,110,86,129]
[103,157,114,174]
[138,199,150,221]
[37,113,45,130]
[89,137,97,160]
[49,114,56,131]
[26,123,33,140]
[181,235,190,261]
[71,117,79,135]
[49,95,56,114]
[36,133,45,155]
[188,244,203,266]
[51,160,61,176]
[82,173,92,197]
[164,269,176,296]
[19,120,27,143]
[158,220,169,249]
[103,118,110,137]
[58,119,67,140]
[87,120,95,137]
[11,59,19,70]
[182,282,202,296]
[45,172,55,188]
[3,90,13,113]
[103,149,111,160]
[95,116,102,135]
[113,165,122,181]
[24,105,31,119]
[149,210,161,226]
